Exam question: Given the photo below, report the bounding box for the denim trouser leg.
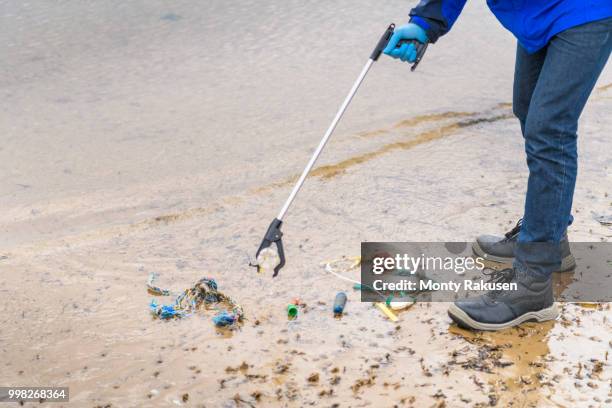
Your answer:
[514,18,612,277]
[512,45,546,135]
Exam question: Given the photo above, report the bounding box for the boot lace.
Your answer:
[502,219,523,242]
[483,267,515,297]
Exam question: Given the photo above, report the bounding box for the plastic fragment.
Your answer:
[213,311,237,327]
[389,301,413,311]
[147,272,172,296]
[256,247,281,274]
[353,283,376,292]
[375,302,398,322]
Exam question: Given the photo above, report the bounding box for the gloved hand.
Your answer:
[383,23,428,62]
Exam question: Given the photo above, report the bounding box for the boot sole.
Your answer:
[447,303,558,331]
[471,241,576,272]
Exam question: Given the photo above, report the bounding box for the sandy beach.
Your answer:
[1,1,611,407]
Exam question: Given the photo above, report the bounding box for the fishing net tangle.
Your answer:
[148,272,245,327]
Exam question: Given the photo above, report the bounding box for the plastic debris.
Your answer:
[389,301,413,311]
[333,292,347,315]
[256,247,281,274]
[386,292,416,311]
[375,302,398,322]
[147,272,171,296]
[324,255,417,320]
[212,311,237,327]
[149,299,186,319]
[327,257,418,308]
[287,304,299,318]
[323,257,362,286]
[147,273,244,328]
[353,283,379,293]
[324,257,386,302]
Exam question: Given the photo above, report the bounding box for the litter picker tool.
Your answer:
[252,23,428,277]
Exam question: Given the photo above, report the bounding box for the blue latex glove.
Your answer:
[383,23,428,63]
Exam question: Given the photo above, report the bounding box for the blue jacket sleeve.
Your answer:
[409,0,468,43]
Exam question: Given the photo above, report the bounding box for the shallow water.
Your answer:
[1,1,611,407]
[0,0,520,248]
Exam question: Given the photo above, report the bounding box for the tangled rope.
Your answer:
[147,272,244,327]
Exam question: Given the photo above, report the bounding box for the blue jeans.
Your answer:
[513,17,612,277]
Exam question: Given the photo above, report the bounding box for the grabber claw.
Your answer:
[251,218,286,277]
[251,24,405,278]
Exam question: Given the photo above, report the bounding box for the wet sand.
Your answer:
[1,2,611,407]
[2,89,611,406]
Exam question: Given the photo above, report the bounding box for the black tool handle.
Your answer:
[370,23,396,61]
[397,39,429,71]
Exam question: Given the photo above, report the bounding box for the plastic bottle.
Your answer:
[333,292,347,315]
